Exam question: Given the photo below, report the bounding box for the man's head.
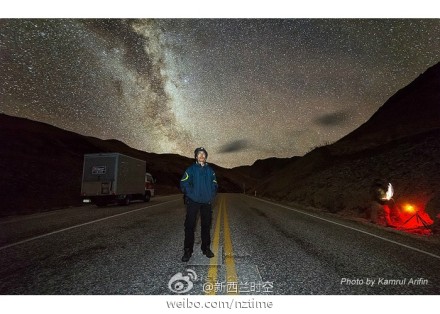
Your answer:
[194,147,208,165]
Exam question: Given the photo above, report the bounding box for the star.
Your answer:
[1,19,439,168]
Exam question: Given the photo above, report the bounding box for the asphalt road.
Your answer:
[0,193,439,295]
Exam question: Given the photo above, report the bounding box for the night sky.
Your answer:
[1,19,439,168]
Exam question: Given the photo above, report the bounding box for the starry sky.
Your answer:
[1,19,439,168]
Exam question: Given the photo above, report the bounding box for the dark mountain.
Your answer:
[0,114,248,216]
[333,62,440,154]
[233,157,298,180]
[251,62,440,230]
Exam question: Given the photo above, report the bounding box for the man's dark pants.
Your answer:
[184,198,213,252]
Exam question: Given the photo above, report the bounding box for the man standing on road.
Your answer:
[180,147,218,262]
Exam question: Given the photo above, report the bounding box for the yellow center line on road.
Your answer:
[205,195,239,295]
[205,195,223,295]
[223,196,239,295]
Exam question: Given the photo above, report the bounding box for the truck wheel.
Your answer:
[124,195,131,206]
[144,191,151,202]
[96,201,108,207]
[119,195,131,206]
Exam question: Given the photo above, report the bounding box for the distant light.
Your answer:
[83,199,91,203]
[404,204,416,213]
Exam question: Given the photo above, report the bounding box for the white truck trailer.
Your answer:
[81,153,155,206]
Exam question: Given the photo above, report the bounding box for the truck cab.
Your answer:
[144,172,155,202]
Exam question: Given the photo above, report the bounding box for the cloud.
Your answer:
[218,139,250,153]
[314,110,350,126]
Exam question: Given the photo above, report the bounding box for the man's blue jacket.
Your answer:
[180,162,218,204]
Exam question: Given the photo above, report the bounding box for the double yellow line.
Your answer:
[205,195,238,295]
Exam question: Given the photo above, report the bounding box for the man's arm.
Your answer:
[180,167,193,196]
[211,169,218,194]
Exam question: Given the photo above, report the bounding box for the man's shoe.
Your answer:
[202,248,214,258]
[181,249,192,262]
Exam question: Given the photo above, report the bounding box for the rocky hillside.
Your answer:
[252,62,440,232]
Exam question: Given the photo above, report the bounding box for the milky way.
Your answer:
[1,19,439,167]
